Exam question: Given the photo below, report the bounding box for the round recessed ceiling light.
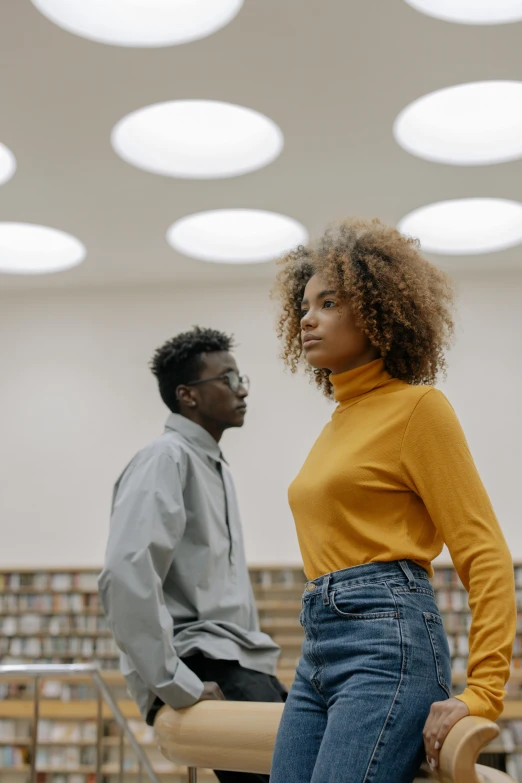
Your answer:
[167,209,308,264]
[0,223,86,275]
[404,0,522,24]
[394,81,522,166]
[112,100,283,179]
[398,199,522,255]
[0,142,16,186]
[31,0,243,47]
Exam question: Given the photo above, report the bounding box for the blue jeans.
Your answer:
[270,561,451,783]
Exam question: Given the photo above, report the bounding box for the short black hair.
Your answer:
[150,326,235,413]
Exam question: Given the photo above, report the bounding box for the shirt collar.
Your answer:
[165,413,226,463]
[330,358,393,404]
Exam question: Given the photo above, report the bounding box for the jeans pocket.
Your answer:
[423,612,452,698]
[330,583,398,620]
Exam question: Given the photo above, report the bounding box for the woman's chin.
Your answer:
[304,349,327,370]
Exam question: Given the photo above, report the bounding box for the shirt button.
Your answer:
[306,583,317,592]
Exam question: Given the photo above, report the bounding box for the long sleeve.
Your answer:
[98,448,204,710]
[400,388,516,720]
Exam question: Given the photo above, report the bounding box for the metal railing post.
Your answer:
[96,686,103,783]
[119,725,125,783]
[91,670,158,783]
[187,767,198,782]
[30,675,40,783]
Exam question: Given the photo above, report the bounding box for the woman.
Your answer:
[269,218,516,783]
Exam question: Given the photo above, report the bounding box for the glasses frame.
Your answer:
[186,371,250,393]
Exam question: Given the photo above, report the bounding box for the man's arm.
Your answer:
[98,447,205,709]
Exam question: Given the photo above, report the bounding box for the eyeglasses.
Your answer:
[186,370,250,393]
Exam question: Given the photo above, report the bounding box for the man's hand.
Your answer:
[197,681,226,702]
[423,697,469,771]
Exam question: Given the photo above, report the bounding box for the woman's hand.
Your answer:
[423,697,470,771]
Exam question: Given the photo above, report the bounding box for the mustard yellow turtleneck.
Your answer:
[288,358,515,720]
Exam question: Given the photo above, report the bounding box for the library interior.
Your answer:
[2,2,522,782]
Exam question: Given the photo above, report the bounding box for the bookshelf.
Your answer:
[1,564,522,781]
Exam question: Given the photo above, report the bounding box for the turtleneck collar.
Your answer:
[330,358,393,404]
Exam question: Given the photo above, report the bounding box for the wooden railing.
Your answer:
[154,701,515,783]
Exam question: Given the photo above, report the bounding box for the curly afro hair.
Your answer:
[150,326,235,413]
[271,217,455,398]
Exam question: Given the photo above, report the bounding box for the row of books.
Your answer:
[0,719,153,745]
[0,720,31,741]
[446,634,469,658]
[14,676,522,710]
[0,637,119,658]
[499,719,522,747]
[251,569,303,588]
[0,573,99,593]
[0,656,121,670]
[444,656,522,675]
[0,594,101,614]
[35,747,97,769]
[0,615,109,635]
[35,747,98,768]
[435,589,522,612]
[38,721,98,743]
[506,755,522,780]
[249,565,522,592]
[35,775,97,783]
[0,680,128,703]
[0,745,29,767]
[411,566,522,590]
[436,612,472,633]
[0,683,28,703]
[0,719,97,744]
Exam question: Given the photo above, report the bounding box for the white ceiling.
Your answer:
[1,0,522,291]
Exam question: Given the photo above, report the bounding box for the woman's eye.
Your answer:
[323,300,336,309]
[300,310,308,318]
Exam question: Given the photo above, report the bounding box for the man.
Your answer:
[99,326,285,783]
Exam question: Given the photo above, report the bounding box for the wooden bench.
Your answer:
[155,701,514,782]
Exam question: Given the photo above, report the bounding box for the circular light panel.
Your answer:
[167,209,308,264]
[404,0,522,24]
[398,199,522,255]
[394,81,522,165]
[112,100,283,179]
[0,223,86,275]
[31,0,243,47]
[0,143,16,186]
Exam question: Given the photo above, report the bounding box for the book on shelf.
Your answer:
[0,745,29,767]
[36,774,96,783]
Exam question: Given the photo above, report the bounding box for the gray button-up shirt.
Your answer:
[98,414,281,718]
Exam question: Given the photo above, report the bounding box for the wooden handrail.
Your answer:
[155,702,515,782]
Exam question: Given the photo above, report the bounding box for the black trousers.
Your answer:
[184,654,287,783]
[148,653,287,783]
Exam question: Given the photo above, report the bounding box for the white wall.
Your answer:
[0,272,521,568]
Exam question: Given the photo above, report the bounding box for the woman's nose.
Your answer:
[301,310,316,328]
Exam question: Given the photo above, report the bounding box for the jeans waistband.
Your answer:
[304,560,429,601]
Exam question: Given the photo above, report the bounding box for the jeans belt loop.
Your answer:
[398,560,417,591]
[322,573,331,605]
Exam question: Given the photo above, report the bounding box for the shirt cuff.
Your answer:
[155,660,205,710]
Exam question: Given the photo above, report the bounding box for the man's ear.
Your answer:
[176,385,198,409]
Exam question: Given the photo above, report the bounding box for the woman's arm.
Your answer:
[400,388,516,721]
